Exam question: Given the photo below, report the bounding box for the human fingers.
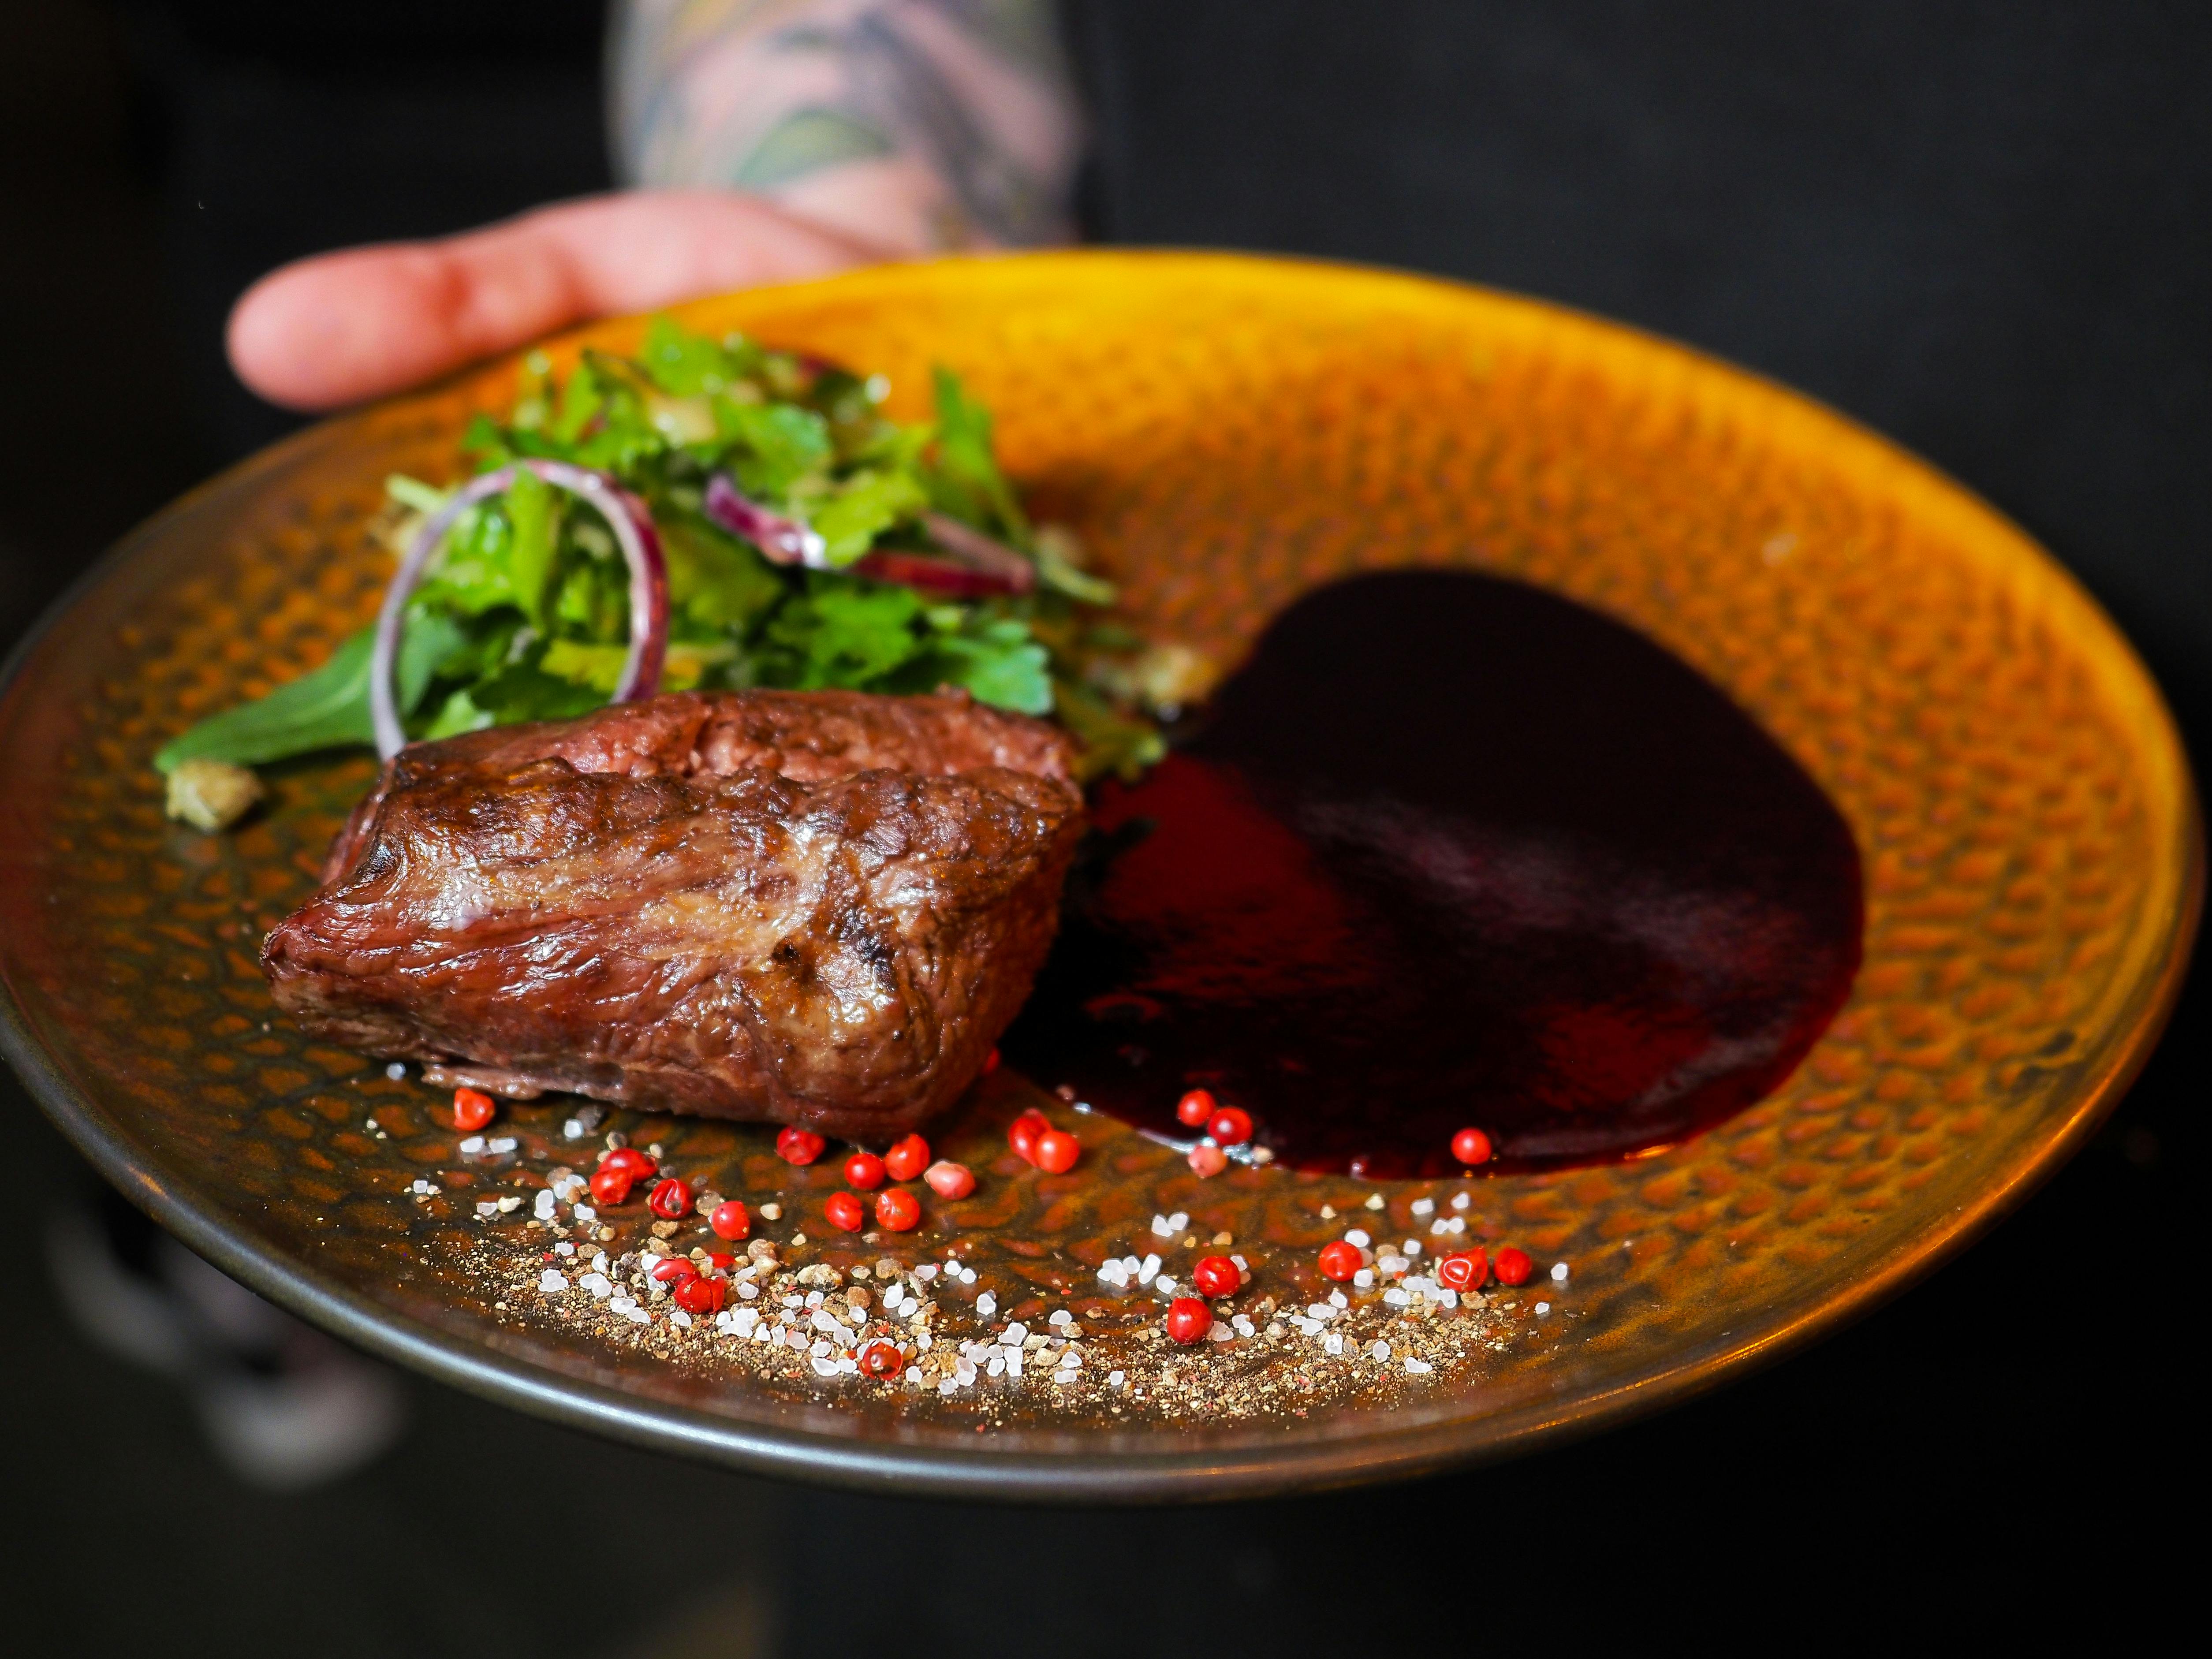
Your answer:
[227,190,895,411]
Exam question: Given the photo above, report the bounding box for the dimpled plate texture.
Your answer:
[0,253,2197,1500]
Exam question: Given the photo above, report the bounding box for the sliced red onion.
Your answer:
[371,460,668,759]
[921,512,1036,594]
[704,473,828,569]
[851,549,1026,598]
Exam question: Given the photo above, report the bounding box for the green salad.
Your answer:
[157,318,1209,807]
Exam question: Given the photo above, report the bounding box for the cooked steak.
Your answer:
[263,690,1083,1140]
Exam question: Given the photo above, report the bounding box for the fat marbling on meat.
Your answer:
[262,690,1083,1140]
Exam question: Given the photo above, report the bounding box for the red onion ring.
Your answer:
[920,512,1036,593]
[851,549,1028,597]
[703,473,828,569]
[370,460,668,759]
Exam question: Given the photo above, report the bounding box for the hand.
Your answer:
[227,190,897,412]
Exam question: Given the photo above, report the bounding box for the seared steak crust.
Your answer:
[265,690,1083,1139]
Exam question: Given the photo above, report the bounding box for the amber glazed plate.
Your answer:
[0,253,2197,1501]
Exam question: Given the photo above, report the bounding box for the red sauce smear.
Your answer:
[1005,570,1863,1175]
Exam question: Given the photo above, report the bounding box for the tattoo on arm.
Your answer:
[610,0,1084,250]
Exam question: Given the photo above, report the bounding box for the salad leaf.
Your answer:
[930,366,1028,538]
[812,467,928,566]
[159,318,1192,789]
[153,611,466,773]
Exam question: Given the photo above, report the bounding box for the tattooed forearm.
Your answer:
[609,0,1083,252]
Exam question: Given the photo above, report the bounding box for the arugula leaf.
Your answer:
[764,584,924,687]
[812,467,928,566]
[153,611,467,773]
[930,365,1029,539]
[503,465,560,626]
[902,615,1053,714]
[639,315,735,396]
[661,518,786,634]
[718,400,832,498]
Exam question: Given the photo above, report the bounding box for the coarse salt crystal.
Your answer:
[489,1137,517,1154]
[1535,1301,1551,1315]
[1168,1212,1189,1230]
[1231,1315,1254,1336]
[581,1273,611,1297]
[1551,1262,1570,1282]
[1451,1192,1470,1211]
[1344,1228,1371,1248]
[758,1203,781,1221]
[1403,1241,1422,1257]
[1405,1357,1433,1374]
[1207,1320,1232,1342]
[1324,1334,1344,1356]
[554,1242,574,1256]
[737,1282,758,1300]
[562,1117,586,1138]
[385,1062,407,1080]
[959,1268,976,1285]
[474,1201,497,1218]
[1151,1214,1175,1238]
[1049,1309,1072,1326]
[1371,1341,1391,1361]
[914,1264,937,1281]
[1155,1277,1178,1295]
[1137,1255,1161,1286]
[1364,1194,1385,1210]
[1430,1219,1453,1235]
[1328,1290,1349,1309]
[538,1270,567,1292]
[1292,1317,1321,1335]
[533,1190,558,1219]
[1352,1269,1374,1289]
[1305,1303,1335,1322]
[1411,1198,1435,1216]
[1231,1254,1248,1271]
[1007,1348,1024,1377]
[1108,1370,1126,1387]
[812,1357,841,1377]
[977,1291,998,1318]
[1001,1322,1029,1346]
[987,1352,1006,1378]
[670,1310,692,1329]
[1439,1289,1459,1309]
[624,1306,650,1325]
[459,1137,485,1155]
[572,1204,596,1223]
[1383,1288,1410,1306]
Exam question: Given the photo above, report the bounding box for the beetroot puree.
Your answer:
[1004,569,1863,1176]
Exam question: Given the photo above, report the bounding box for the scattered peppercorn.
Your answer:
[858,1339,904,1378]
[824,1192,866,1233]
[776,1126,827,1166]
[647,1176,692,1220]
[587,1166,634,1207]
[1318,1240,1363,1282]
[1187,1142,1228,1178]
[1008,1109,1049,1163]
[1493,1246,1533,1286]
[1175,1088,1217,1128]
[1206,1106,1253,1148]
[1436,1249,1488,1291]
[1032,1127,1081,1174]
[709,1200,751,1241]
[1451,1126,1494,1166]
[844,1151,887,1191]
[874,1188,921,1231]
[673,1275,725,1315]
[600,1147,657,1181]
[1193,1256,1241,1297]
[649,1256,698,1284]
[1165,1297,1213,1344]
[883,1133,929,1182]
[451,1087,495,1132]
[923,1159,976,1199]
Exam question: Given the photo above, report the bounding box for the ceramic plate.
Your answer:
[1,253,2196,1500]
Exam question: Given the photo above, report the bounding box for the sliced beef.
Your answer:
[265,690,1083,1139]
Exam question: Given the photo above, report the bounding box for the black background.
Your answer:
[0,3,2197,1652]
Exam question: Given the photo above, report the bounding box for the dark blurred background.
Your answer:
[1,2,2199,1652]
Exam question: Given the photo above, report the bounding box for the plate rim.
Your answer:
[2,249,2200,1502]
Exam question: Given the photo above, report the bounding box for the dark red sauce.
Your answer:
[1004,570,1863,1175]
